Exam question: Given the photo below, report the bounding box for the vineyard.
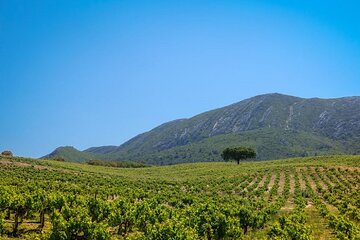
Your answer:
[0,155,360,239]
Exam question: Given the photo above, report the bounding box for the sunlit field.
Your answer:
[1,155,359,239]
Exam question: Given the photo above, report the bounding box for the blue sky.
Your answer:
[1,0,359,157]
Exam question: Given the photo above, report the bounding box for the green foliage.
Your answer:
[0,154,360,239]
[328,214,360,240]
[143,219,198,240]
[87,198,111,223]
[238,206,254,234]
[49,206,110,240]
[109,199,136,236]
[189,203,232,239]
[87,159,150,168]
[268,214,311,240]
[10,193,35,235]
[221,146,256,164]
[53,157,65,161]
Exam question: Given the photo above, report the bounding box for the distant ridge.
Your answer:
[44,93,360,164]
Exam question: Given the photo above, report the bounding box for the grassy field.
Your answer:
[0,155,360,239]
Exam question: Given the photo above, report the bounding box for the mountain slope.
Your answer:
[44,93,360,164]
[118,129,347,165]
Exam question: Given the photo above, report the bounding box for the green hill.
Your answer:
[44,146,98,162]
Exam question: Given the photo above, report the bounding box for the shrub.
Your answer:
[142,219,199,240]
[52,157,65,162]
[1,150,13,157]
[87,159,150,168]
[268,214,311,240]
[49,207,110,240]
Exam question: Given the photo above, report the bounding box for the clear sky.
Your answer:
[1,0,359,157]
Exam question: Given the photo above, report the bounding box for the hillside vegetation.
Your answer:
[1,154,360,239]
[44,93,360,164]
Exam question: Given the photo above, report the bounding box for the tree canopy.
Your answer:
[221,147,256,164]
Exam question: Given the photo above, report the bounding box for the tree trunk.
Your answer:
[123,222,128,237]
[13,211,19,235]
[117,224,123,235]
[40,210,45,229]
[243,225,248,234]
[237,159,240,164]
[5,208,11,219]
[206,227,212,240]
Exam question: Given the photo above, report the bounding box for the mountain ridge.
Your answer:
[43,93,360,164]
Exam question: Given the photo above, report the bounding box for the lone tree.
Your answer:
[221,147,256,164]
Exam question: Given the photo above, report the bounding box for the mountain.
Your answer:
[44,93,360,164]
